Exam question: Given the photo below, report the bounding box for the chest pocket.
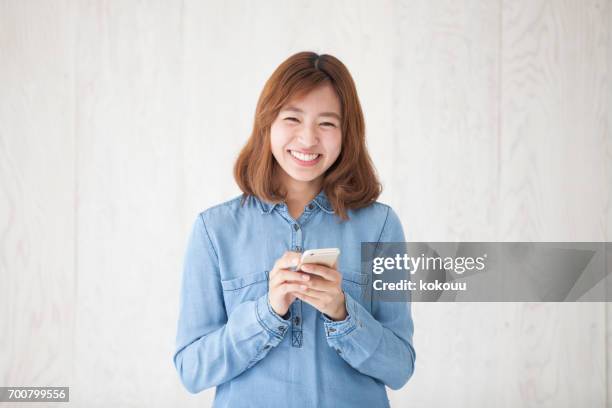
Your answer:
[221,271,269,313]
[341,269,371,313]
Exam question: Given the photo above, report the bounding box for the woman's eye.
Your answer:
[284,117,299,122]
[320,122,336,127]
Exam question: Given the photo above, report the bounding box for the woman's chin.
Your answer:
[283,170,324,183]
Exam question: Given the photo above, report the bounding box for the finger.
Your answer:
[270,269,310,287]
[299,264,340,281]
[270,256,300,280]
[280,283,309,294]
[302,276,337,292]
[293,291,327,308]
[282,250,302,262]
[291,286,329,300]
[273,252,301,272]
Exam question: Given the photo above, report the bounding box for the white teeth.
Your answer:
[290,150,319,162]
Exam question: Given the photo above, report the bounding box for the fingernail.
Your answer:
[301,274,310,280]
[300,285,307,291]
[301,264,310,271]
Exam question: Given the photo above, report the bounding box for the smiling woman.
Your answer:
[173,51,416,408]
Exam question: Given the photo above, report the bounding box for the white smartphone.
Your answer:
[296,248,340,271]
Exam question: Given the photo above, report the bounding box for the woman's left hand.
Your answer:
[291,263,347,321]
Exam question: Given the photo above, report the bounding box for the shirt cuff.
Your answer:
[255,294,291,346]
[320,292,384,365]
[320,290,359,338]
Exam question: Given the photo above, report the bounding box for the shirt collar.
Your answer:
[312,189,334,214]
[256,189,335,215]
[257,197,281,214]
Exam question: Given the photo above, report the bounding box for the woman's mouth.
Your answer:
[288,150,322,166]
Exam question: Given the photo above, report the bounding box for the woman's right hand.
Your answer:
[268,251,310,317]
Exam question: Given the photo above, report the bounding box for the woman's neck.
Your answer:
[277,171,322,219]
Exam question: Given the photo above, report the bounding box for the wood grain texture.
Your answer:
[0,0,76,395]
[500,1,609,407]
[392,0,501,243]
[500,0,609,242]
[390,1,505,407]
[72,2,190,406]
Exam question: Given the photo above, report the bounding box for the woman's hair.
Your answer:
[233,51,382,221]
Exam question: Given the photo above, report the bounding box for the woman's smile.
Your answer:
[287,149,323,167]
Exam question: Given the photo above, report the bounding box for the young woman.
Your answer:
[173,51,416,407]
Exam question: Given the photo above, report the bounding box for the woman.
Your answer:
[173,51,416,407]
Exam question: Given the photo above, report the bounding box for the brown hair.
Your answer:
[233,51,382,221]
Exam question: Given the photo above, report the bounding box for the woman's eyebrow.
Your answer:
[282,106,341,121]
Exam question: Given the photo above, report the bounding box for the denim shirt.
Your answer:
[173,190,416,408]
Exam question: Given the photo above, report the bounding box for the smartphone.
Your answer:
[296,248,340,271]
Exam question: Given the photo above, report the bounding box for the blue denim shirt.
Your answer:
[173,190,416,407]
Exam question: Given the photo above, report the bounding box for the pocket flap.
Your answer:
[221,271,269,291]
[341,269,369,285]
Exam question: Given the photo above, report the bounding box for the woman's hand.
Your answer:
[268,251,311,317]
[291,263,347,321]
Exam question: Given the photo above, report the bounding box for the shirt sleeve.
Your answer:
[320,206,416,390]
[173,212,291,394]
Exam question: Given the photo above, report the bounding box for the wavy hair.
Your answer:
[233,51,382,221]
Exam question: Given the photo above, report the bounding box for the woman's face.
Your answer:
[270,83,342,189]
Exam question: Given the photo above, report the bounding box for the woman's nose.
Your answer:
[297,125,318,147]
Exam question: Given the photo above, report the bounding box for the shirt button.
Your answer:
[295,246,302,252]
[294,316,301,325]
[307,204,314,210]
[293,224,300,231]
[328,327,336,333]
[278,326,286,332]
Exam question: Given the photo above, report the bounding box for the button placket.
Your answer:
[290,300,303,347]
[291,222,304,348]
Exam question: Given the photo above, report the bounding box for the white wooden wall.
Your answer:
[1,1,610,407]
